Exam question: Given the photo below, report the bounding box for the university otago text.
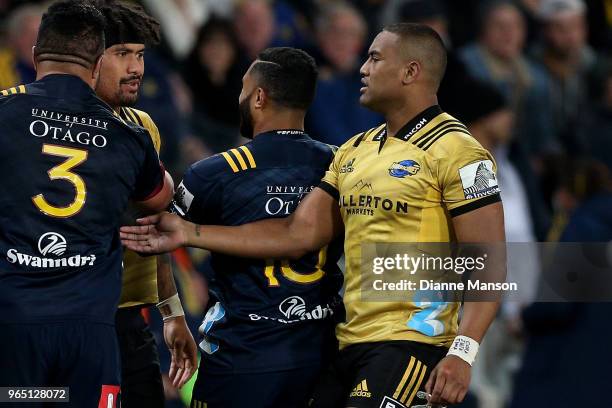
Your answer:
[360,242,513,303]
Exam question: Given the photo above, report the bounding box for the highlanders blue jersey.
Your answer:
[174,130,344,373]
[0,74,164,324]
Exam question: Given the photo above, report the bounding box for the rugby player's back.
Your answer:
[0,74,164,324]
[174,130,344,373]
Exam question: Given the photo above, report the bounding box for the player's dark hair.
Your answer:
[251,47,318,110]
[35,0,106,68]
[96,0,160,48]
[383,22,447,90]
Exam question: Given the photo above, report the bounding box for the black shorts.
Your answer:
[0,321,121,408]
[115,306,164,408]
[309,341,447,408]
[191,364,323,408]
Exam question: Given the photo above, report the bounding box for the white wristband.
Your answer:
[447,335,479,366]
[156,293,184,321]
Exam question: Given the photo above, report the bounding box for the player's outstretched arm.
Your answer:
[135,170,175,213]
[426,202,506,406]
[120,187,343,258]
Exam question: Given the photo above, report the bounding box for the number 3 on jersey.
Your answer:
[32,144,88,218]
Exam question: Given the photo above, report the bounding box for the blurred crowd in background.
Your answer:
[1,0,611,406]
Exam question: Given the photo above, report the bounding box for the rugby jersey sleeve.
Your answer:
[172,154,227,224]
[319,134,361,200]
[131,127,165,201]
[435,134,501,217]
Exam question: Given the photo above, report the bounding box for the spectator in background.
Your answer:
[582,61,612,170]
[380,0,451,46]
[183,18,243,153]
[141,0,207,60]
[511,159,612,408]
[232,0,312,67]
[234,0,276,63]
[382,0,474,123]
[306,2,381,145]
[0,4,41,89]
[459,1,554,156]
[532,0,598,153]
[133,49,191,176]
[459,81,539,246]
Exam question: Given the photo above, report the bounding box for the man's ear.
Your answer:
[254,87,266,109]
[31,46,37,72]
[402,61,421,85]
[93,54,104,80]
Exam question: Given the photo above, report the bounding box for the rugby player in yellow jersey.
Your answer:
[95,2,197,405]
[121,23,505,407]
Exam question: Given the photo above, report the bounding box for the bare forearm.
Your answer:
[157,253,178,301]
[183,216,318,259]
[458,301,500,342]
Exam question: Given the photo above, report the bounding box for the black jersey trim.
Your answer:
[394,105,443,141]
[319,181,340,201]
[353,132,367,147]
[420,128,471,151]
[449,193,501,217]
[412,120,467,147]
[127,107,145,127]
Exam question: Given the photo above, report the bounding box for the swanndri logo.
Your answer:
[6,232,96,268]
[350,379,372,398]
[279,296,306,319]
[38,232,67,256]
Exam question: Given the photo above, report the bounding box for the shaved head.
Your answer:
[383,23,447,91]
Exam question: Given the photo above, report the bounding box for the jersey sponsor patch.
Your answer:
[173,181,195,215]
[389,160,421,178]
[458,160,499,199]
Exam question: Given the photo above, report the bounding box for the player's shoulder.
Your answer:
[188,146,255,181]
[0,84,27,97]
[411,112,483,157]
[337,123,386,153]
[118,107,155,129]
[0,85,27,113]
[118,107,161,152]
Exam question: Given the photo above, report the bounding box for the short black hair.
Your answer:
[251,47,318,110]
[97,0,160,48]
[383,23,447,91]
[35,0,105,67]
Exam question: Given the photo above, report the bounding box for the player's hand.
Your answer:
[120,212,188,254]
[424,355,471,405]
[164,315,198,388]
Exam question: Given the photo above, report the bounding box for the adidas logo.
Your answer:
[350,379,372,398]
[340,158,355,173]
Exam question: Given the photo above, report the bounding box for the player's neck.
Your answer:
[384,94,438,137]
[253,110,305,137]
[36,61,95,88]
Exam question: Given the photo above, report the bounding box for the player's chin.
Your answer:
[120,93,139,107]
[359,93,376,109]
[359,93,370,106]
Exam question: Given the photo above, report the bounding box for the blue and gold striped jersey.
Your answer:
[117,106,162,308]
[174,130,344,373]
[0,74,164,324]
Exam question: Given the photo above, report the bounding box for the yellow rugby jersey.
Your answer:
[319,105,501,349]
[117,107,162,308]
